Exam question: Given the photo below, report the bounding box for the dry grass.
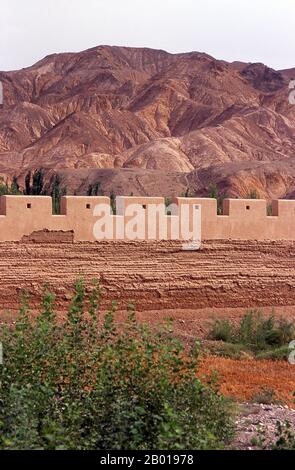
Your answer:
[198,356,295,407]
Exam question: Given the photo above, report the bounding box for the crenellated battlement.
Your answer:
[0,195,294,242]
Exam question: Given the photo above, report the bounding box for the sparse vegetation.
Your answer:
[272,421,295,450]
[208,183,226,215]
[0,178,22,196]
[208,310,295,360]
[87,182,102,196]
[256,345,291,361]
[23,170,68,213]
[251,387,281,405]
[165,197,173,216]
[32,168,45,195]
[206,342,248,360]
[252,419,295,450]
[267,204,273,216]
[209,318,234,343]
[182,187,191,198]
[165,196,172,207]
[24,169,46,196]
[110,190,116,214]
[51,174,67,214]
[246,189,260,199]
[24,171,31,195]
[0,281,235,450]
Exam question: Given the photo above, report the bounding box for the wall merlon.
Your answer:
[60,196,111,215]
[271,199,295,218]
[0,195,52,217]
[116,196,165,216]
[223,198,267,217]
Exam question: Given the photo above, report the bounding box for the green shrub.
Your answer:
[209,310,295,358]
[0,281,235,450]
[252,420,295,450]
[256,345,291,361]
[208,184,226,215]
[273,421,295,450]
[0,179,22,196]
[209,319,233,342]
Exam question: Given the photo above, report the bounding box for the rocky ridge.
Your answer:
[0,46,295,199]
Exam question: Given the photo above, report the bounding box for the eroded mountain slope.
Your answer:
[0,46,295,198]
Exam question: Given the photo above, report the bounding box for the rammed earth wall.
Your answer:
[0,195,295,242]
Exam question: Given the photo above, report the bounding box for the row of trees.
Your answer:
[0,170,69,214]
[1,175,266,217]
[0,177,22,196]
[24,170,67,214]
[0,170,115,215]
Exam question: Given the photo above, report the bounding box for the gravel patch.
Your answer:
[233,402,295,450]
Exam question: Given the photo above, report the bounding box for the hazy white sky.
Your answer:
[0,0,294,71]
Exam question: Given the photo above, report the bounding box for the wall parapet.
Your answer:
[0,195,294,242]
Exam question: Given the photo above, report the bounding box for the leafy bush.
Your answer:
[209,310,295,358]
[238,311,294,350]
[0,281,235,450]
[253,421,295,450]
[273,421,295,450]
[0,178,22,196]
[209,319,234,342]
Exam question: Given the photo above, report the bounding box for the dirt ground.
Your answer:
[0,238,295,407]
[198,357,295,407]
[1,239,295,313]
[232,403,295,450]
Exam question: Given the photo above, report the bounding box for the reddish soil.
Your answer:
[1,239,295,315]
[0,238,294,406]
[199,357,295,407]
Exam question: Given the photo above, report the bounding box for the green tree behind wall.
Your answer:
[51,174,67,214]
[0,178,22,196]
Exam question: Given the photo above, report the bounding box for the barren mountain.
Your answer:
[0,45,295,199]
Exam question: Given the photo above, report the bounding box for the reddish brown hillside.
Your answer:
[0,46,295,198]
